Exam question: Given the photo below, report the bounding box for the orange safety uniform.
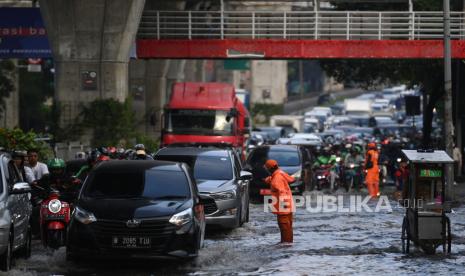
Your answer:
[265,168,295,243]
[365,148,380,198]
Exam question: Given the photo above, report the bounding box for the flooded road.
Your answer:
[10,192,465,275]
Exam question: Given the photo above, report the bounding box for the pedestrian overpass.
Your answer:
[136,10,465,59]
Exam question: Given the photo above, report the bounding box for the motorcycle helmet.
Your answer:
[47,158,66,177]
[75,151,86,159]
[135,144,146,151]
[367,142,376,150]
[98,146,109,156]
[88,149,101,164]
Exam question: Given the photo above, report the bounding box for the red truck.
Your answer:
[161,82,251,156]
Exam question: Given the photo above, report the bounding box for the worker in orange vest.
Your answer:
[364,142,380,198]
[263,159,295,244]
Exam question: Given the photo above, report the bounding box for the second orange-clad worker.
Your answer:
[365,142,380,198]
[263,159,295,244]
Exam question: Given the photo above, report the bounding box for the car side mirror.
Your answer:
[240,171,253,181]
[10,182,32,195]
[242,164,253,172]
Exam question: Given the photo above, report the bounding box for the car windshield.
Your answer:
[165,109,234,136]
[84,170,190,199]
[154,155,233,181]
[249,148,300,167]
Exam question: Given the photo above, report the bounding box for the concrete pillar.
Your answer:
[144,60,170,138]
[0,60,19,128]
[39,0,145,126]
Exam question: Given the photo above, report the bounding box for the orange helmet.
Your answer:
[264,159,278,170]
[367,142,376,149]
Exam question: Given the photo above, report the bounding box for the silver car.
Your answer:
[0,153,33,271]
[154,146,252,229]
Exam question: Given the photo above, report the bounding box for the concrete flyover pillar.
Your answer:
[39,0,145,126]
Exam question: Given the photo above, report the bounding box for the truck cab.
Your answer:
[162,82,251,158]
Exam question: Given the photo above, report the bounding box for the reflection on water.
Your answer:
[11,193,465,275]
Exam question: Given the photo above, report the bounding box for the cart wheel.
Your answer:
[446,216,452,254]
[401,217,410,254]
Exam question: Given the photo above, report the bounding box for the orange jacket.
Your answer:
[365,149,379,183]
[265,169,295,215]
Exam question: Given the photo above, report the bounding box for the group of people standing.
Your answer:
[12,149,49,185]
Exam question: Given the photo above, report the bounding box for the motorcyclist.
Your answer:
[12,150,36,184]
[74,149,101,180]
[131,144,154,160]
[344,148,364,191]
[313,146,338,190]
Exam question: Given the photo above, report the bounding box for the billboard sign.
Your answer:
[0,8,52,58]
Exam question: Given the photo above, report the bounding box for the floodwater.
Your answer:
[9,190,465,276]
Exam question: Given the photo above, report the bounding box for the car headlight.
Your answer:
[210,189,237,201]
[169,208,192,226]
[48,199,62,214]
[292,169,302,180]
[74,206,97,224]
[317,175,326,179]
[350,164,355,169]
[397,158,402,163]
[336,157,341,162]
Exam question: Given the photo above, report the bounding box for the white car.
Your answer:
[287,133,323,146]
[310,106,332,116]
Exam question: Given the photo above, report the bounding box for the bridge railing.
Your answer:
[138,11,465,40]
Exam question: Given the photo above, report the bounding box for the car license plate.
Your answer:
[111,236,151,248]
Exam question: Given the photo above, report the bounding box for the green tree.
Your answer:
[0,128,52,160]
[79,98,136,147]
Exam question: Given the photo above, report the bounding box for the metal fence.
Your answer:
[138,11,465,40]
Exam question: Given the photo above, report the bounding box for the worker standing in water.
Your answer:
[365,142,380,198]
[264,159,295,244]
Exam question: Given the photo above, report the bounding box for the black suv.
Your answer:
[67,160,206,260]
[154,146,252,229]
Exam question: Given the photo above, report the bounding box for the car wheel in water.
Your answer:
[237,202,243,227]
[20,225,32,259]
[0,233,13,271]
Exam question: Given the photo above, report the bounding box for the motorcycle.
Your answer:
[313,164,332,190]
[39,189,71,249]
[32,177,80,249]
[379,160,389,189]
[344,162,363,192]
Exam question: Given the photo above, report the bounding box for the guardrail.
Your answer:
[138,11,465,40]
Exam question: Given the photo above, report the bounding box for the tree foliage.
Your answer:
[0,128,52,160]
[329,0,462,11]
[78,98,159,150]
[79,98,137,147]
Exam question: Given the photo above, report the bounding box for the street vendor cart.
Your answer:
[401,149,454,255]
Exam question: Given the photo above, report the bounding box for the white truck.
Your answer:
[344,99,373,116]
[270,115,304,133]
